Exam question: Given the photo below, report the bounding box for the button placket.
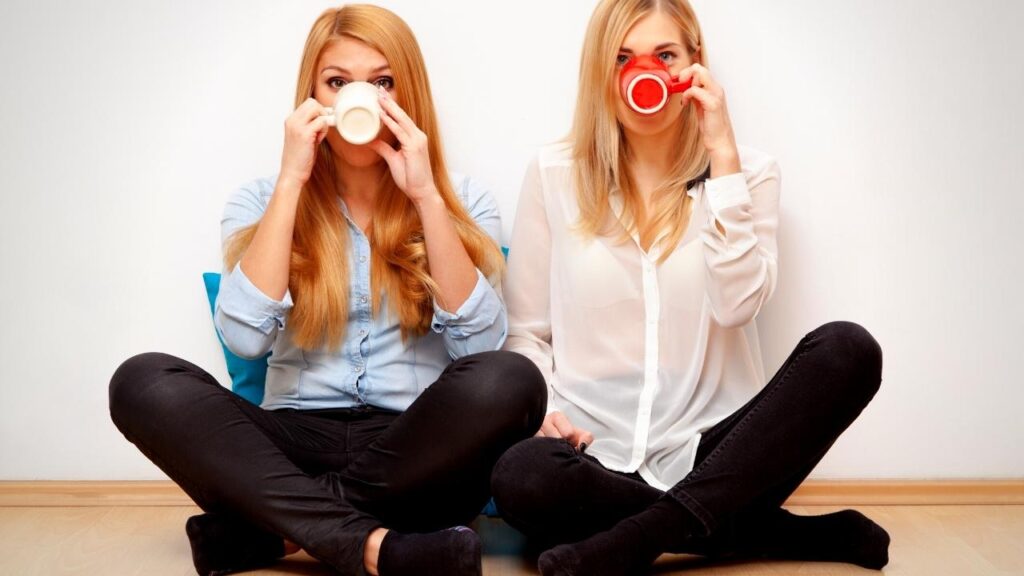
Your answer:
[351,233,371,399]
[629,252,661,469]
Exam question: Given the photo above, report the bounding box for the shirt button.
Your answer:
[359,329,367,336]
[360,295,368,303]
[359,255,367,263]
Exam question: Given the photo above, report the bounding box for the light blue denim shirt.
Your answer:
[215,173,507,411]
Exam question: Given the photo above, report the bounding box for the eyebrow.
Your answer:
[320,64,391,75]
[619,42,684,54]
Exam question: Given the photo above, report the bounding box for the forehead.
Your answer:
[317,36,389,74]
[620,11,684,52]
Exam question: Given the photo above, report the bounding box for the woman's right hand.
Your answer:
[279,98,332,187]
[537,411,594,451]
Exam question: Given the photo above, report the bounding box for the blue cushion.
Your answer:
[202,272,269,405]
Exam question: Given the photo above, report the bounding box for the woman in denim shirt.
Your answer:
[109,5,545,576]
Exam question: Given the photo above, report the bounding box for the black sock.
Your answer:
[185,513,286,576]
[538,497,701,576]
[377,526,481,576]
[742,509,890,569]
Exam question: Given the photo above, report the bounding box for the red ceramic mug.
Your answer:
[619,55,693,115]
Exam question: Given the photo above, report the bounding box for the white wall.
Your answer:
[0,0,1021,480]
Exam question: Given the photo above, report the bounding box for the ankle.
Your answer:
[363,528,389,576]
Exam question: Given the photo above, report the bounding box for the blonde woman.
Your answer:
[108,5,545,576]
[492,0,889,574]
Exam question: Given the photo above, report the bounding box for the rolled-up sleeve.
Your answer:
[216,262,293,359]
[430,176,507,358]
[213,178,292,359]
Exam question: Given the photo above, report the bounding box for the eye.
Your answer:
[657,51,676,64]
[373,76,395,90]
[327,77,347,90]
[616,54,631,67]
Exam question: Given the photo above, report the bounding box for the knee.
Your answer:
[810,321,883,398]
[445,351,547,432]
[491,437,574,521]
[108,352,200,432]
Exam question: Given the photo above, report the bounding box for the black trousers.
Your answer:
[109,350,547,574]
[491,321,883,555]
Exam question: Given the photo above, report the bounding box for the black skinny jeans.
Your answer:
[109,350,547,574]
[491,321,883,555]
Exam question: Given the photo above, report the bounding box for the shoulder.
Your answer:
[537,141,574,169]
[446,172,500,243]
[225,175,279,215]
[447,172,497,216]
[522,141,575,199]
[221,175,279,240]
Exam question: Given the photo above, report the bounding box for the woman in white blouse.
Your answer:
[491,1,889,574]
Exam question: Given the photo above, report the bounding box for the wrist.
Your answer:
[708,145,740,179]
[276,172,307,193]
[412,188,445,213]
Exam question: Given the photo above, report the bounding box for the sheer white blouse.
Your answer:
[502,142,781,490]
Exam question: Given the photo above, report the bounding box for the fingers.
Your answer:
[320,108,336,127]
[293,97,327,122]
[579,430,595,448]
[569,427,595,452]
[316,113,334,143]
[534,412,595,453]
[680,85,722,112]
[378,105,410,144]
[536,411,564,439]
[679,64,726,100]
[551,412,575,440]
[377,87,415,132]
[536,419,560,438]
[287,99,330,142]
[367,138,399,165]
[378,89,428,152]
[677,64,725,112]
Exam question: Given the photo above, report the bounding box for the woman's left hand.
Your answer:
[368,87,440,205]
[678,64,740,165]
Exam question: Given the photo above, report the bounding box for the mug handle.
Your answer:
[668,77,694,95]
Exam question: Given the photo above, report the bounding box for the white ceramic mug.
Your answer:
[320,81,382,145]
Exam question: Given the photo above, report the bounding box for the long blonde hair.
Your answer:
[225,4,504,350]
[572,0,709,260]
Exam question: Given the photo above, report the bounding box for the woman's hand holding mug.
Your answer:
[279,98,332,188]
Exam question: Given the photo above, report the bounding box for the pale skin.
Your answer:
[540,11,741,448]
[238,37,480,575]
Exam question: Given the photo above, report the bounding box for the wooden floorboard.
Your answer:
[3,480,1023,507]
[1,505,1022,575]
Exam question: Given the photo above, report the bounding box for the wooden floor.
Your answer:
[1,505,1022,575]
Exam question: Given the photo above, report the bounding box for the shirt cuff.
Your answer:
[703,172,751,216]
[430,269,501,338]
[219,262,293,335]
